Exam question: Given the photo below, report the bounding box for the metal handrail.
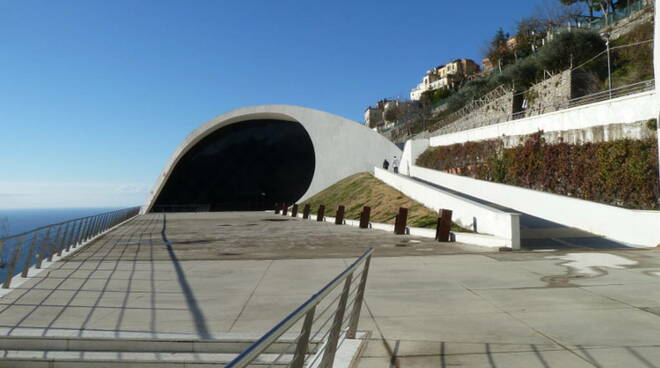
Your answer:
[225,248,374,368]
[0,206,141,288]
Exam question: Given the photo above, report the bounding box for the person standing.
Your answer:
[392,155,399,174]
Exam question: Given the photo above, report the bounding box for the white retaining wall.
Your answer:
[400,139,429,176]
[411,165,660,247]
[374,167,521,249]
[429,90,658,147]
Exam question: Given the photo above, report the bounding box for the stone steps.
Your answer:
[0,332,317,367]
[0,350,292,367]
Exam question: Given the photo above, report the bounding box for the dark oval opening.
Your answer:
[153,119,315,212]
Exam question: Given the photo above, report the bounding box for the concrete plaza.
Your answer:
[0,212,659,367]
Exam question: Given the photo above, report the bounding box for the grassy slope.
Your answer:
[299,172,467,231]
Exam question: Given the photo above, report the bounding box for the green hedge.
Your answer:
[416,133,659,210]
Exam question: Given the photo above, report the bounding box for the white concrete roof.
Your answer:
[144,105,401,212]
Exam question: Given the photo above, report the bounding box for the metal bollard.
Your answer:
[359,206,371,229]
[291,204,299,218]
[335,205,345,225]
[282,203,288,216]
[394,207,408,235]
[316,205,325,222]
[302,204,311,219]
[274,203,281,214]
[436,209,453,242]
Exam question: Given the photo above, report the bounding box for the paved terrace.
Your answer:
[1,212,660,367]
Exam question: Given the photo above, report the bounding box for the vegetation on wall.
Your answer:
[610,22,654,88]
[416,133,659,210]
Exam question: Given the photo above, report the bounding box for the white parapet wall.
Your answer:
[400,138,429,176]
[429,90,658,147]
[374,167,520,249]
[411,165,660,247]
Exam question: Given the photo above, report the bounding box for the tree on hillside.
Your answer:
[559,0,617,19]
[486,28,515,71]
[515,16,547,57]
[537,0,583,26]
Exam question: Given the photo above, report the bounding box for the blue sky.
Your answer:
[0,0,540,208]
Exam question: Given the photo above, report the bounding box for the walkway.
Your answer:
[410,176,631,250]
[0,212,659,367]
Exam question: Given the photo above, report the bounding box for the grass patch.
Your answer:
[299,172,471,232]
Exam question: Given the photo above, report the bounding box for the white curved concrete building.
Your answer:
[144,105,401,212]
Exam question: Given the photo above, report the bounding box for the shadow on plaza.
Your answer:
[382,340,660,368]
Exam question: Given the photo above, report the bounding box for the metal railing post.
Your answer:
[3,235,23,289]
[347,255,372,338]
[56,222,70,257]
[22,231,39,277]
[290,306,316,368]
[320,272,353,368]
[82,217,92,243]
[83,217,92,242]
[65,221,78,252]
[46,225,62,262]
[35,228,50,269]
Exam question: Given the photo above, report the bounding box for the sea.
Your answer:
[0,208,118,284]
[0,208,118,237]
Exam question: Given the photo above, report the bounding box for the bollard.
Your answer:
[316,205,325,222]
[282,203,288,216]
[302,204,311,219]
[394,207,408,235]
[436,209,453,242]
[274,203,280,214]
[335,205,345,225]
[291,204,299,217]
[359,206,371,229]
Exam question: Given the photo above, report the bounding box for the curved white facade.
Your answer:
[144,105,401,212]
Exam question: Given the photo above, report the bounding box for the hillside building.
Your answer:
[410,59,480,101]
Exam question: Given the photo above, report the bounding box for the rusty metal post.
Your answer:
[316,205,325,222]
[359,206,371,229]
[302,204,311,219]
[335,205,345,225]
[394,207,408,235]
[282,203,288,216]
[436,209,453,242]
[274,203,281,214]
[291,204,298,217]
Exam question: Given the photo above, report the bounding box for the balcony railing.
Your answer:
[225,248,374,368]
[0,207,140,288]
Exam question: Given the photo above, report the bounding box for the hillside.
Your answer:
[299,172,468,231]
